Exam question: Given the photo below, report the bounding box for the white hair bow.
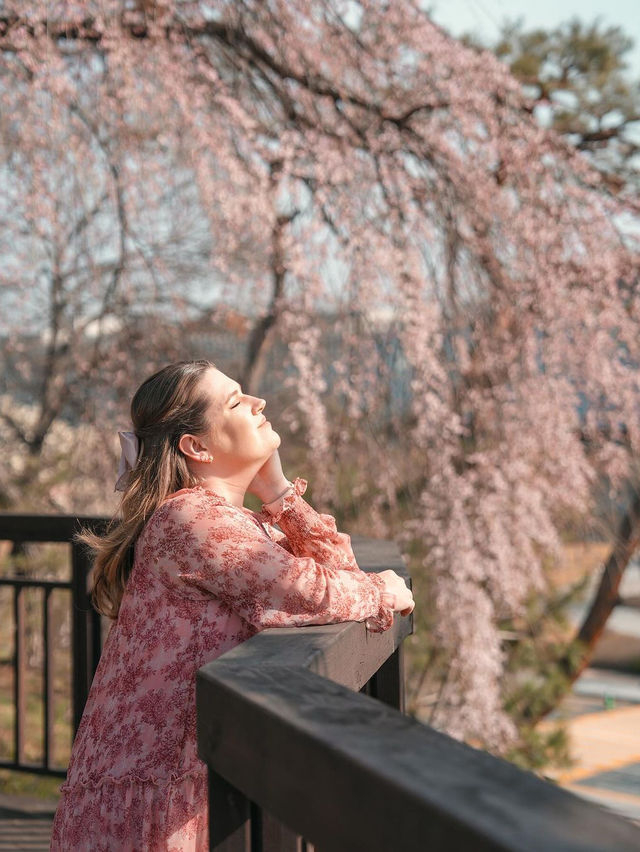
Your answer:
[115,431,140,492]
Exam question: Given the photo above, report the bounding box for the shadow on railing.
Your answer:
[0,513,106,777]
[197,536,640,852]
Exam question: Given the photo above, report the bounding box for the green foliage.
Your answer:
[503,721,574,774]
[497,576,591,768]
[471,17,640,190]
[495,17,633,81]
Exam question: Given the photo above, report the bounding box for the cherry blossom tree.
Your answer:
[1,0,639,754]
[464,15,640,730]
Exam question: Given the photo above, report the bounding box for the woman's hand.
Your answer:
[247,449,291,505]
[378,569,415,616]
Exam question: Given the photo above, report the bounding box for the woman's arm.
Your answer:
[164,490,395,633]
[255,478,361,572]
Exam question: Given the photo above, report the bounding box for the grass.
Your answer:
[0,768,62,801]
[0,551,73,801]
[0,660,72,769]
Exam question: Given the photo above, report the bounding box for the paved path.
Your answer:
[542,668,640,825]
[0,794,56,851]
[537,564,640,823]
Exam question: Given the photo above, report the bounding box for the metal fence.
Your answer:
[0,513,106,777]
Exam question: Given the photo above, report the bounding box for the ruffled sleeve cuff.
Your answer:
[258,477,308,525]
[363,571,395,633]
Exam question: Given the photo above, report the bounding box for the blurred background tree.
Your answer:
[486,17,640,195]
[460,13,640,740]
[1,1,639,763]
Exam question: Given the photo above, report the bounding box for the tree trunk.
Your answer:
[527,488,640,725]
[240,164,293,395]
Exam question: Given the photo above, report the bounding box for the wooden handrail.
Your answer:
[196,536,640,852]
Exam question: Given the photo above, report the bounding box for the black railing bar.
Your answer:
[13,586,25,767]
[91,606,103,674]
[249,799,263,852]
[43,587,54,771]
[0,578,71,589]
[0,759,66,778]
[0,514,108,543]
[70,541,91,735]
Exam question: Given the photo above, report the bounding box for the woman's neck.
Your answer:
[196,474,248,508]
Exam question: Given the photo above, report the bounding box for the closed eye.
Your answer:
[231,401,241,408]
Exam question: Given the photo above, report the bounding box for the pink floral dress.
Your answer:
[50,477,394,851]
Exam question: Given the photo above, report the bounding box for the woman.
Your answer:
[50,360,414,851]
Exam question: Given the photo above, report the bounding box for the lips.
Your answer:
[258,417,268,427]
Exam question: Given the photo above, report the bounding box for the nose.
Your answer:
[253,397,266,414]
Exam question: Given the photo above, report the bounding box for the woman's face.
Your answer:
[200,367,280,464]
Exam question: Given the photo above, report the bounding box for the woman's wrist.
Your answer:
[261,479,294,506]
[260,477,308,522]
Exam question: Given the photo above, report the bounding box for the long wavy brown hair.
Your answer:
[80,360,216,620]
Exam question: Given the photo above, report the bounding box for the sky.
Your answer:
[429,0,640,77]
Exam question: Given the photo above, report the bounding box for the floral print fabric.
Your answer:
[50,477,394,850]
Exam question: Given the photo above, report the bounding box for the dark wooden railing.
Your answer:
[0,514,106,776]
[3,515,640,849]
[197,536,640,852]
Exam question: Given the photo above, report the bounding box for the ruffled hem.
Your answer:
[60,764,203,792]
[257,477,308,525]
[52,767,208,852]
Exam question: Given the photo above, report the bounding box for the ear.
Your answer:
[178,433,210,462]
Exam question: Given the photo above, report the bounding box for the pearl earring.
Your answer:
[202,454,213,463]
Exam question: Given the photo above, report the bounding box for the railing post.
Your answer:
[70,540,93,735]
[13,585,25,765]
[90,603,103,674]
[367,644,405,712]
[209,769,252,852]
[261,808,307,851]
[43,587,54,770]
